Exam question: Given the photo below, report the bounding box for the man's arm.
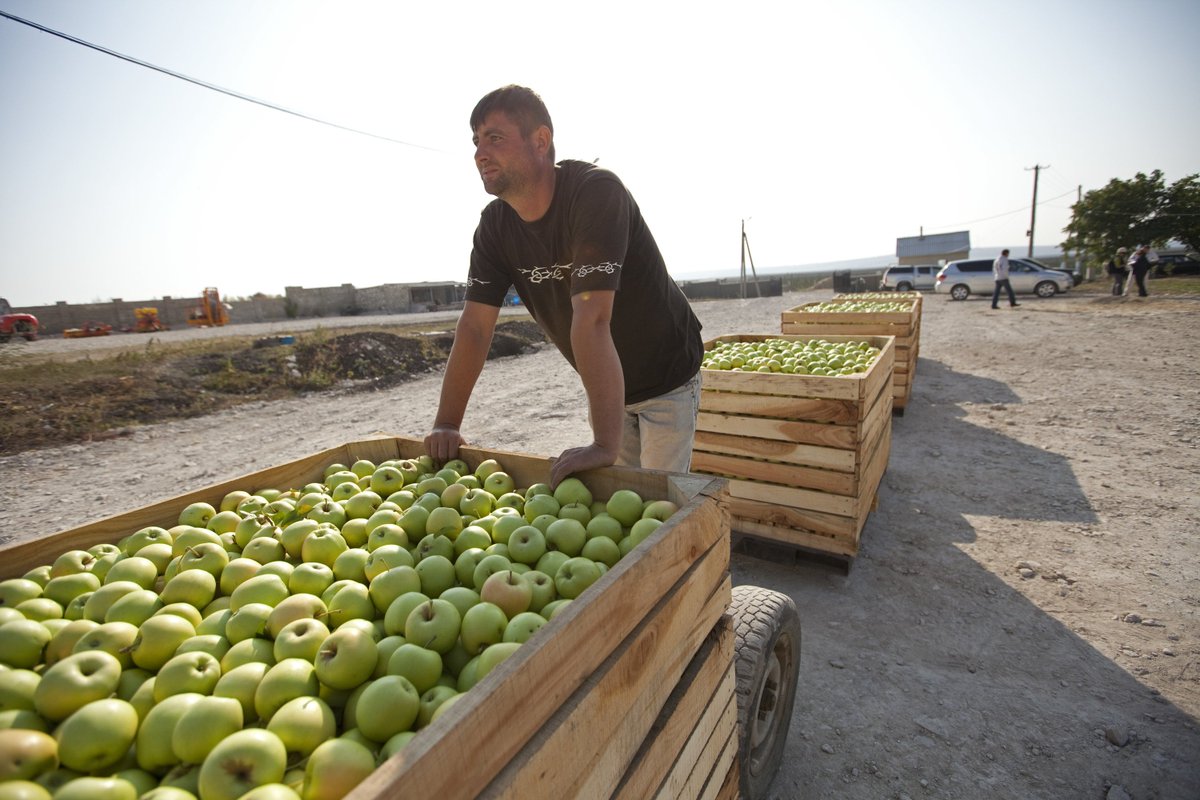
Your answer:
[425,301,501,463]
[550,289,624,487]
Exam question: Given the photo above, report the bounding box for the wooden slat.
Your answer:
[350,468,729,799]
[696,412,858,450]
[483,560,732,799]
[654,673,738,800]
[690,451,857,496]
[613,618,735,800]
[731,517,859,558]
[699,390,858,425]
[726,497,860,539]
[692,430,857,472]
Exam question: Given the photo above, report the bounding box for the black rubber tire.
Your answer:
[730,585,801,800]
[896,281,912,291]
[950,284,970,301]
[1035,281,1057,298]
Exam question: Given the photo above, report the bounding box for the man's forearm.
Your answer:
[570,306,624,455]
[433,303,499,429]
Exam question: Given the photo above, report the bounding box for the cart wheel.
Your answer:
[731,585,801,800]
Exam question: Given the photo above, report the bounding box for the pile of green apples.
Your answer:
[805,300,914,313]
[0,455,678,800]
[702,337,882,376]
[838,291,919,300]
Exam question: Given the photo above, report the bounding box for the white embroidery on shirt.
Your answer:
[575,262,621,278]
[518,264,573,283]
[466,276,491,287]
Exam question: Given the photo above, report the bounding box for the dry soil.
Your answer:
[1,289,1197,800]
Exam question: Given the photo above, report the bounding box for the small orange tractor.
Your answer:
[188,287,230,327]
[131,307,167,333]
[0,298,39,343]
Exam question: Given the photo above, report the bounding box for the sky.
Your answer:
[1,1,1198,307]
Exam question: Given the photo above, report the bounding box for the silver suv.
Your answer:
[879,265,937,292]
[935,258,1073,301]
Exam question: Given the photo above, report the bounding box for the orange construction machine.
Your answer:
[131,307,167,333]
[188,287,230,327]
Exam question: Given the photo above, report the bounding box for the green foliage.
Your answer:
[1063,171,1200,261]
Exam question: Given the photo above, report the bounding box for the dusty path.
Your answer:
[2,289,1197,799]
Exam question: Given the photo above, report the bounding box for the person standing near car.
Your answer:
[1126,245,1153,297]
[424,85,705,486]
[991,249,1020,309]
[1106,247,1129,296]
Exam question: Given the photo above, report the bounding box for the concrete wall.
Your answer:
[12,282,464,335]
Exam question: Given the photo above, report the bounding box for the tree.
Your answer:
[1062,170,1199,262]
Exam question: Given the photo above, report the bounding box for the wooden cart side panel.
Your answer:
[611,617,735,800]
[692,430,857,473]
[516,572,732,800]
[698,391,859,425]
[648,656,737,800]
[348,493,729,800]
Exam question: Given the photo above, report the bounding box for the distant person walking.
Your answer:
[1106,247,1130,296]
[991,249,1020,309]
[1126,245,1155,297]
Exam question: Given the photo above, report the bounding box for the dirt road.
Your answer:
[2,289,1197,799]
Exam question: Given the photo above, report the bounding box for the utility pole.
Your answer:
[740,219,761,299]
[1025,164,1049,258]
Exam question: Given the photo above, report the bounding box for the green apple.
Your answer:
[325,583,375,629]
[306,500,348,530]
[273,619,330,663]
[453,526,492,557]
[416,685,459,729]
[415,534,455,564]
[218,558,261,596]
[101,588,162,626]
[523,570,557,613]
[363,545,414,582]
[242,536,287,565]
[129,614,196,671]
[0,668,40,713]
[177,502,217,529]
[404,599,460,655]
[522,493,560,522]
[153,651,222,702]
[544,518,587,557]
[70,620,137,669]
[47,777,136,800]
[33,650,121,721]
[41,573,101,607]
[55,697,137,772]
[313,627,377,691]
[255,658,320,721]
[504,611,548,643]
[606,489,644,526]
[541,598,573,620]
[494,492,525,514]
[553,476,593,508]
[488,514,526,545]
[382,591,430,637]
[0,579,43,610]
[79,580,140,622]
[453,549,488,588]
[415,554,456,598]
[160,569,218,609]
[122,526,173,556]
[213,661,270,724]
[554,557,604,600]
[368,566,421,613]
[581,535,622,567]
[100,558,160,590]
[300,528,349,568]
[379,730,417,761]
[174,633,231,663]
[506,526,547,566]
[197,728,287,800]
[641,499,679,521]
[472,553,514,589]
[482,471,516,497]
[460,601,508,656]
[458,488,494,519]
[229,574,290,612]
[265,595,327,639]
[557,502,592,525]
[224,602,273,644]
[475,641,522,682]
[331,548,370,583]
[535,550,570,579]
[628,517,663,548]
[219,638,276,673]
[49,550,97,579]
[369,465,406,497]
[479,569,532,618]
[352,675,419,744]
[585,514,624,542]
[156,602,205,628]
[0,728,57,780]
[12,599,61,622]
[396,505,430,540]
[171,694,244,765]
[438,586,480,620]
[365,524,410,554]
[171,526,224,559]
[234,784,300,800]
[385,643,443,695]
[342,490,382,520]
[301,737,375,800]
[266,696,335,759]
[438,483,470,514]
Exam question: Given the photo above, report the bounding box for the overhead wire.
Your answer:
[0,9,447,153]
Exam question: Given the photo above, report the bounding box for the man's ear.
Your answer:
[534,125,553,156]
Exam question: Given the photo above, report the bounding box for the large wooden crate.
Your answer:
[780,295,921,412]
[0,437,738,800]
[691,334,894,558]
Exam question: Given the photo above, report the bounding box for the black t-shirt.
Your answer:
[465,160,703,404]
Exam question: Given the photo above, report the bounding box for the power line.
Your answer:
[923,188,1077,233]
[0,9,446,152]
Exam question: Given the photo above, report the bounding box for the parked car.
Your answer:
[1152,252,1200,277]
[934,258,1073,301]
[879,265,938,292]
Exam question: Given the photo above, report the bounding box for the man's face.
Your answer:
[472,111,540,199]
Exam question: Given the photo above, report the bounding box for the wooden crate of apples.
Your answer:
[0,436,734,800]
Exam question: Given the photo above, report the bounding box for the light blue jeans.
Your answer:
[615,371,702,474]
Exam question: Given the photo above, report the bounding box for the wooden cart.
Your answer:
[691,334,894,560]
[0,437,800,800]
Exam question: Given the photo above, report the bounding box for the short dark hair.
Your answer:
[1001,249,1010,255]
[470,85,555,159]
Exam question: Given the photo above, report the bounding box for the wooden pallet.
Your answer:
[0,437,737,800]
[779,296,921,411]
[692,334,894,558]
